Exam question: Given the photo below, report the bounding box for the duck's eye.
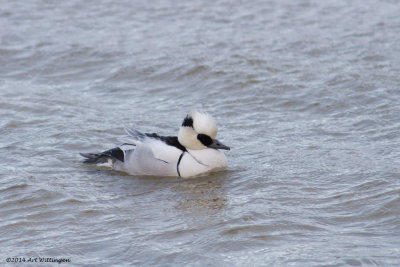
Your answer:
[197,134,213,146]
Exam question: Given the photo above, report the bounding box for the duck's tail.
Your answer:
[80,147,125,165]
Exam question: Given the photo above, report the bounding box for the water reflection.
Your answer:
[171,173,228,217]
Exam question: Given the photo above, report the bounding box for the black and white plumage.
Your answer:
[80,110,230,177]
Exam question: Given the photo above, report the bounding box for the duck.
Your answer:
[80,110,230,177]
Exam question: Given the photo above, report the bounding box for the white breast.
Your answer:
[178,149,227,178]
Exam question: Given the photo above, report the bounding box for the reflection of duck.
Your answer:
[172,173,228,214]
[80,110,230,177]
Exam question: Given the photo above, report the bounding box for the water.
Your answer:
[1,0,400,266]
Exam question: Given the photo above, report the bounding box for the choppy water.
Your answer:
[1,0,400,266]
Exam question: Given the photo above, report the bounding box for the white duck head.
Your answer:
[178,109,230,151]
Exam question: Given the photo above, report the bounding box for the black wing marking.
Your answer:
[125,127,186,151]
[101,147,125,162]
[145,133,187,152]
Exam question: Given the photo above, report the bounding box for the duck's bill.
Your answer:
[208,139,230,150]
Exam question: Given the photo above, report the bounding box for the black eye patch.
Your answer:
[197,134,213,146]
[182,116,193,127]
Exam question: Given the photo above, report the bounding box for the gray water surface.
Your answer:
[1,0,400,266]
